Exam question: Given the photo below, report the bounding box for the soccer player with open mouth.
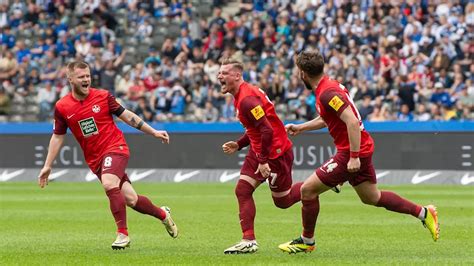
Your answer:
[38,61,178,249]
[218,58,304,254]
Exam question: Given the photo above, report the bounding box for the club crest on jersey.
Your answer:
[78,117,99,137]
[250,105,265,120]
[329,95,344,111]
[92,105,101,113]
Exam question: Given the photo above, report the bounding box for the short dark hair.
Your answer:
[220,57,244,73]
[296,50,325,78]
[67,61,90,75]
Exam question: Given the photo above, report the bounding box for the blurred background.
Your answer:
[0,0,473,184]
[0,0,472,123]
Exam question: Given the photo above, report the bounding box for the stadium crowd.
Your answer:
[0,0,473,122]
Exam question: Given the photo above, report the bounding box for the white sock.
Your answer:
[418,207,426,221]
[301,235,314,245]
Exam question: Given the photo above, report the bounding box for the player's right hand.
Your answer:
[285,124,301,136]
[222,141,239,154]
[38,167,51,188]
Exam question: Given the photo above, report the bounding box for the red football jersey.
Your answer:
[234,82,292,160]
[315,76,374,156]
[53,88,129,172]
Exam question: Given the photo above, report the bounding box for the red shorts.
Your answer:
[316,152,376,187]
[240,148,294,192]
[95,153,131,188]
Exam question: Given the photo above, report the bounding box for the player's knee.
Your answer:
[101,175,120,191]
[102,182,117,192]
[125,195,138,207]
[273,196,291,209]
[301,183,317,201]
[235,180,254,199]
[360,194,378,205]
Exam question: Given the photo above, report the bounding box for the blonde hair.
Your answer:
[220,57,244,73]
[66,61,90,77]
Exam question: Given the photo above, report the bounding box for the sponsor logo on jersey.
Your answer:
[92,105,101,113]
[78,117,99,137]
[328,95,344,111]
[250,105,265,120]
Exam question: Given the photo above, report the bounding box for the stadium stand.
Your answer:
[0,0,472,122]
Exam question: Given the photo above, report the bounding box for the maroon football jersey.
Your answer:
[315,76,374,156]
[234,82,292,160]
[54,88,129,172]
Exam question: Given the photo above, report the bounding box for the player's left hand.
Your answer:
[347,157,360,173]
[154,130,170,144]
[255,163,271,178]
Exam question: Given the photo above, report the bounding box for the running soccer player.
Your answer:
[38,61,178,250]
[218,58,303,254]
[278,50,439,254]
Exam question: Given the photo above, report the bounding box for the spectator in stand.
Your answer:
[359,96,374,121]
[414,104,432,121]
[201,100,219,122]
[36,81,56,121]
[0,0,471,122]
[220,94,235,122]
[134,96,154,122]
[397,104,414,121]
[431,82,454,108]
[1,26,16,49]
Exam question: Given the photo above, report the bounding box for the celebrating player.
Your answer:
[278,50,439,254]
[38,61,178,250]
[218,58,303,254]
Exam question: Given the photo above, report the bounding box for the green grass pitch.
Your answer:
[1,182,473,265]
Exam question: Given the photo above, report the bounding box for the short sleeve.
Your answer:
[320,89,349,116]
[53,107,68,135]
[107,92,125,116]
[240,96,267,127]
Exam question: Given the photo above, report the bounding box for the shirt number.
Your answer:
[339,84,364,130]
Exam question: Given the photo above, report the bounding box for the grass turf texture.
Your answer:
[1,182,473,265]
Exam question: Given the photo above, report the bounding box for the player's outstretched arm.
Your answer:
[222,141,239,154]
[118,109,169,144]
[38,134,65,188]
[286,116,326,136]
[222,132,249,154]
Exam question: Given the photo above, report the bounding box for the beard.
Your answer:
[72,82,89,97]
[303,78,313,91]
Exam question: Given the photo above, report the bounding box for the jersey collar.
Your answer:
[70,88,93,102]
[315,75,329,95]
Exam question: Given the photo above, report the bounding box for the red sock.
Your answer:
[105,187,127,234]
[132,195,167,220]
[302,198,319,239]
[376,191,422,217]
[235,179,256,240]
[272,182,303,209]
